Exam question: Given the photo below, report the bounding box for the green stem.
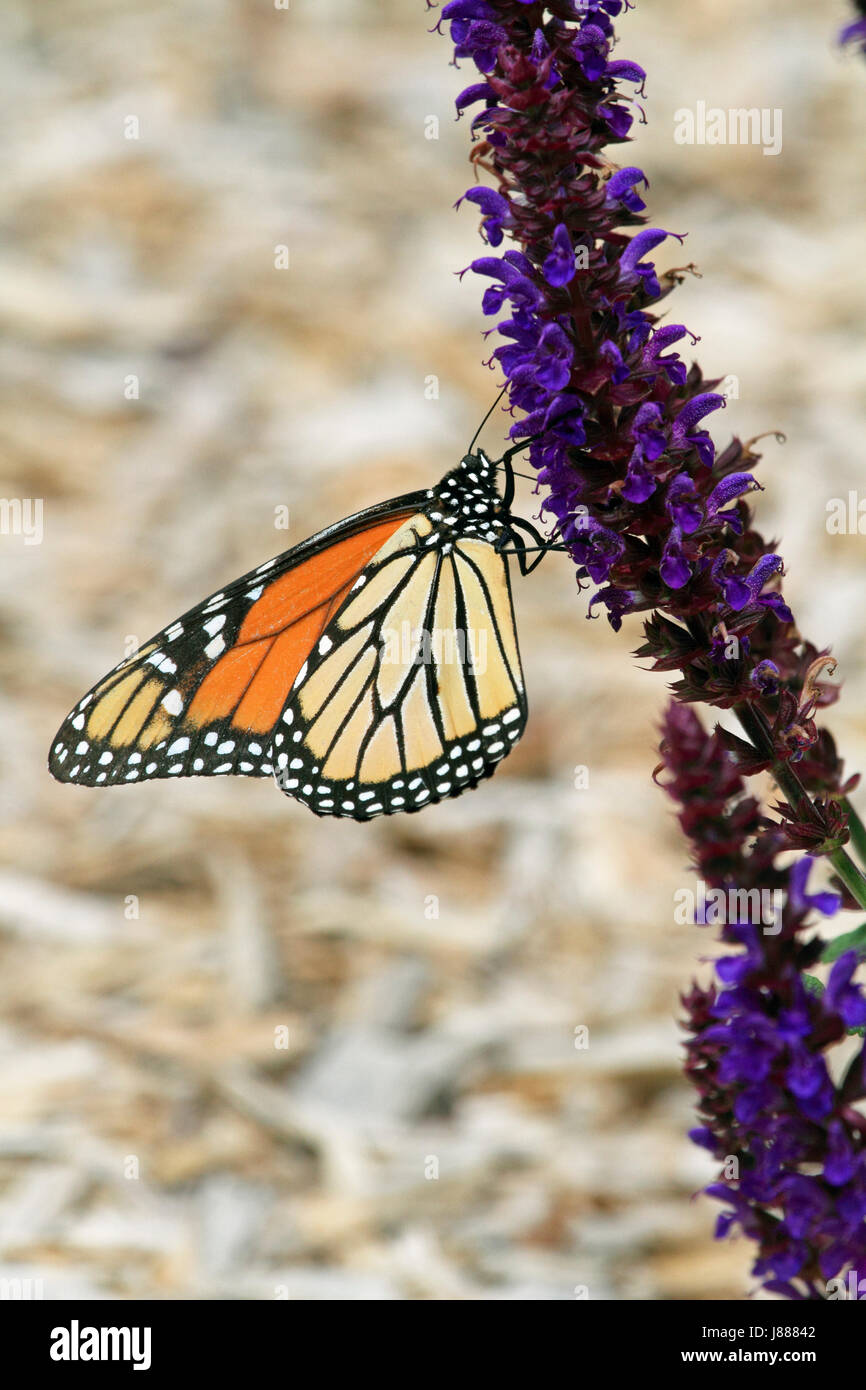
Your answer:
[843,797,866,873]
[829,847,866,914]
[734,703,866,914]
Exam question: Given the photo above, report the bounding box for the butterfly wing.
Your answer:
[273,517,527,819]
[48,495,425,786]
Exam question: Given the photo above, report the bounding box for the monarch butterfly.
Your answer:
[48,419,563,820]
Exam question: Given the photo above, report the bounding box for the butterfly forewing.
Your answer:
[48,503,421,787]
[271,513,527,819]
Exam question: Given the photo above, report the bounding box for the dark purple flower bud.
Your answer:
[571,24,610,82]
[460,186,511,245]
[455,81,496,115]
[778,1176,829,1240]
[467,256,541,314]
[598,101,633,138]
[711,551,753,611]
[451,18,508,71]
[671,392,726,465]
[617,228,677,299]
[599,338,629,383]
[840,16,866,53]
[787,856,841,919]
[630,401,667,460]
[665,473,702,534]
[660,525,691,589]
[440,0,495,18]
[824,1123,858,1186]
[605,165,648,213]
[734,1082,776,1125]
[568,515,625,583]
[745,553,784,596]
[588,586,641,631]
[689,1126,717,1151]
[837,1180,866,1227]
[826,952,866,1029]
[606,58,647,91]
[621,450,656,503]
[787,1051,830,1101]
[642,324,688,384]
[542,223,578,287]
[750,660,781,695]
[530,27,549,62]
[712,551,784,612]
[757,592,794,625]
[706,472,761,517]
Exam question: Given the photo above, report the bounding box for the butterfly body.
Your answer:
[50,447,543,820]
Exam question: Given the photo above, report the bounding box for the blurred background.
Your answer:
[1,0,865,1300]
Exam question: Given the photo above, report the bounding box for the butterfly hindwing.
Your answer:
[48,500,422,787]
[271,514,527,819]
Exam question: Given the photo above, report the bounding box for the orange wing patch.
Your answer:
[49,505,419,788]
[186,517,409,734]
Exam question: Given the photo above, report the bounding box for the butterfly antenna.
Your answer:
[467,384,509,454]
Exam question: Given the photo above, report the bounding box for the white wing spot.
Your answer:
[162,690,183,716]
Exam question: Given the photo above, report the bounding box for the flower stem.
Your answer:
[734,703,866,912]
[843,797,866,872]
[828,847,866,914]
